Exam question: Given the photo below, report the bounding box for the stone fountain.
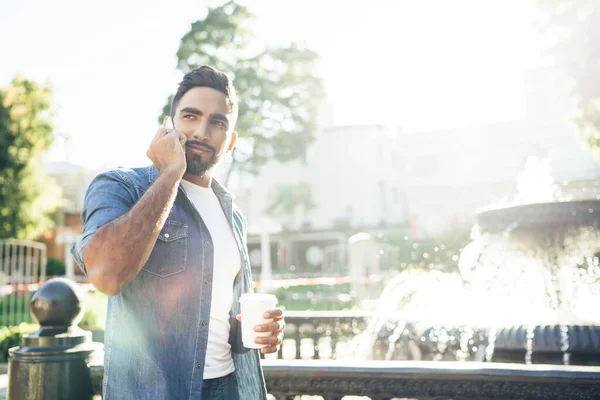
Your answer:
[358,157,600,365]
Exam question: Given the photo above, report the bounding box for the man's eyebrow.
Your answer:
[211,113,230,124]
[180,107,229,124]
[180,107,203,116]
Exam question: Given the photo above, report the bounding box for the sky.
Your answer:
[0,0,544,169]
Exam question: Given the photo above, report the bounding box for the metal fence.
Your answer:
[0,239,47,326]
[263,360,600,400]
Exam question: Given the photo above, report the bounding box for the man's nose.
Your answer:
[192,120,210,140]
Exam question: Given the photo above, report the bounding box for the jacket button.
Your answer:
[201,320,206,326]
[204,241,210,246]
[196,363,201,368]
[164,233,170,239]
[204,280,208,284]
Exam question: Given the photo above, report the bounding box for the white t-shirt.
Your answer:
[180,180,241,380]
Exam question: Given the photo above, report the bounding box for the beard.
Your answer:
[185,141,218,176]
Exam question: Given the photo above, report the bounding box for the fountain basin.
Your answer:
[477,200,600,233]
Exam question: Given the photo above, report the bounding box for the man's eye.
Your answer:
[183,114,196,120]
[212,120,226,128]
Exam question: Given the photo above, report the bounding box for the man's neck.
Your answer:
[183,172,212,188]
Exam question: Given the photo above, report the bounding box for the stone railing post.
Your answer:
[7,278,103,400]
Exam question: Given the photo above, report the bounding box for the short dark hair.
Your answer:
[170,65,238,121]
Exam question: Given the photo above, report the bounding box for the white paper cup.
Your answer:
[239,293,278,349]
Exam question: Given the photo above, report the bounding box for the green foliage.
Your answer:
[160,1,325,175]
[0,76,64,239]
[0,322,38,362]
[78,309,99,330]
[0,292,35,325]
[378,229,471,273]
[264,182,315,227]
[45,257,65,276]
[271,283,357,311]
[536,1,600,160]
[84,290,108,329]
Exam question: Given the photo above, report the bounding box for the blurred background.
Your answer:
[1,0,600,382]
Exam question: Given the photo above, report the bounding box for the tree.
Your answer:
[536,1,600,159]
[0,76,63,239]
[264,182,315,230]
[159,1,325,180]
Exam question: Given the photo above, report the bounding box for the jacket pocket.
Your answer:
[142,220,188,277]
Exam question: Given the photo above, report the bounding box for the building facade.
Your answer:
[43,68,600,276]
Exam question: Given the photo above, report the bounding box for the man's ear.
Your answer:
[227,131,238,152]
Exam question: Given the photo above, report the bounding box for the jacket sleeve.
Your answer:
[71,171,137,275]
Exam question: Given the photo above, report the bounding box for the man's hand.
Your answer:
[237,308,286,354]
[146,117,187,177]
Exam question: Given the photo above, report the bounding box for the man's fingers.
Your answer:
[254,320,285,333]
[254,336,278,346]
[153,127,169,141]
[261,346,279,354]
[263,308,284,319]
[154,128,181,144]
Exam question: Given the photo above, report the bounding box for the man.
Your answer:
[71,65,284,400]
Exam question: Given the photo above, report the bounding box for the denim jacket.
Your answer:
[71,165,267,400]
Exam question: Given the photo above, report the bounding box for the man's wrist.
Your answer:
[160,165,185,182]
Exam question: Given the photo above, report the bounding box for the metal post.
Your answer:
[7,278,103,400]
[259,231,273,292]
[56,228,76,281]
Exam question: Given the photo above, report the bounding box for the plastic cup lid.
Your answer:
[239,293,278,303]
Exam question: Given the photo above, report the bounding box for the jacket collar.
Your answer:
[146,165,234,200]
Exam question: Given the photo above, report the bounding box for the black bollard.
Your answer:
[7,278,103,400]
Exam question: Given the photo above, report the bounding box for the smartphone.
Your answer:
[163,116,175,129]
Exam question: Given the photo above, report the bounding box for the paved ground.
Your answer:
[0,375,103,400]
[0,373,7,399]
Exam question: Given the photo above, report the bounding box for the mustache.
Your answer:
[185,140,216,153]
